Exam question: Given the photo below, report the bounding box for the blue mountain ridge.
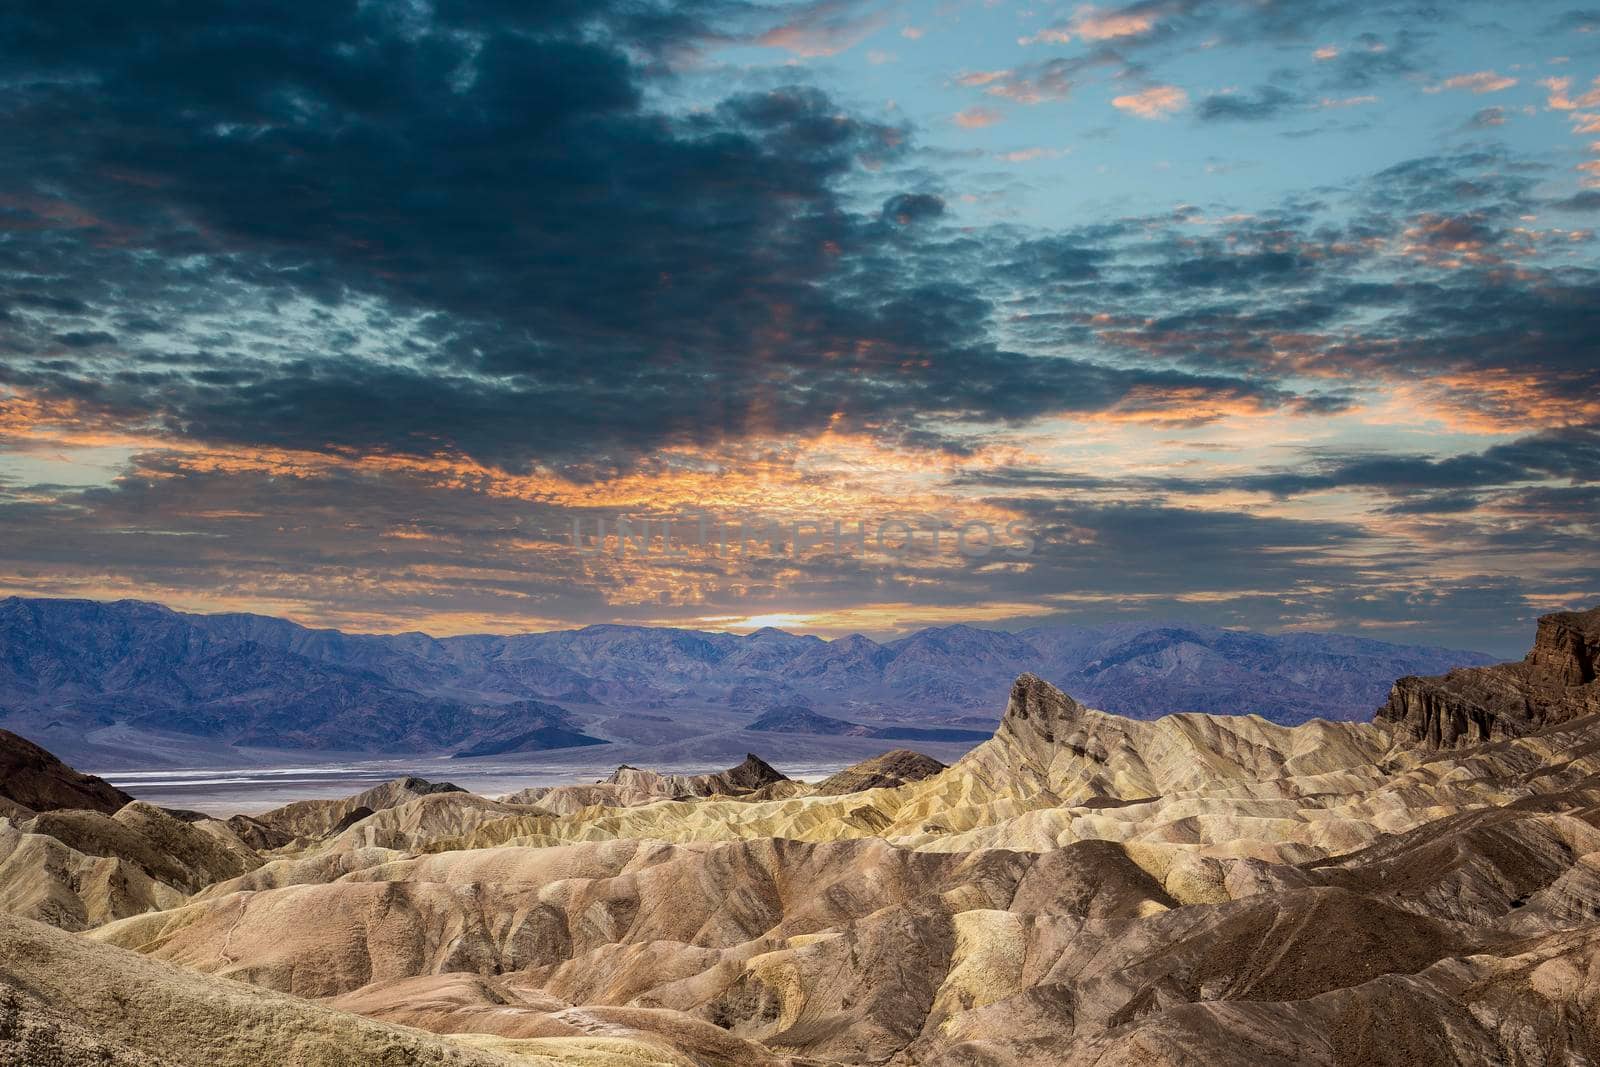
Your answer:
[0,596,1497,763]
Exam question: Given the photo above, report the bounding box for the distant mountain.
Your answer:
[0,596,1496,764]
[747,706,872,736]
[746,706,992,743]
[450,725,609,759]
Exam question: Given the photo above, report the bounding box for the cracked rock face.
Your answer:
[1377,606,1600,747]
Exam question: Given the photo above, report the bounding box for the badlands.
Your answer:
[1,605,1599,1065]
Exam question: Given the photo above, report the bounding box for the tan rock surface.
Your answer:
[0,910,526,1066]
[21,608,1600,1064]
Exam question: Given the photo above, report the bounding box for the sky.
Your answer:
[0,0,1597,656]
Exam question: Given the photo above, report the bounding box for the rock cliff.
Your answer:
[1377,606,1600,747]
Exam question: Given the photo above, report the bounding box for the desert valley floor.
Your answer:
[2,606,1600,1066]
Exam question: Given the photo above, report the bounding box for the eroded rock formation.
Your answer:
[1377,606,1600,746]
[7,607,1600,1065]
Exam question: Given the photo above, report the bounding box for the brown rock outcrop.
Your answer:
[0,729,132,815]
[812,749,946,795]
[1377,606,1600,747]
[0,911,523,1066]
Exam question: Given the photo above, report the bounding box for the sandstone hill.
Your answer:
[500,753,793,815]
[5,605,1600,1065]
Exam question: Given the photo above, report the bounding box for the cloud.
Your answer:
[1072,4,1160,40]
[1318,94,1378,109]
[1018,28,1074,46]
[1022,3,1161,46]
[1234,427,1600,498]
[1544,76,1600,110]
[1550,190,1600,211]
[1195,85,1299,122]
[1465,105,1507,128]
[756,0,889,57]
[954,106,1003,128]
[960,60,1075,104]
[1428,70,1517,94]
[881,193,945,224]
[997,146,1069,163]
[1112,84,1188,118]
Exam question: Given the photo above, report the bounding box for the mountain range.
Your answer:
[0,596,1496,765]
[1,606,1598,1064]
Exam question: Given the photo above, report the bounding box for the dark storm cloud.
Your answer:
[1195,86,1301,122]
[1378,492,1486,515]
[1237,426,1600,498]
[0,0,1333,469]
[882,193,946,225]
[994,497,1382,600]
[1550,191,1600,212]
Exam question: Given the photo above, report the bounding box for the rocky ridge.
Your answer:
[0,596,1496,769]
[0,729,133,815]
[1378,605,1600,746]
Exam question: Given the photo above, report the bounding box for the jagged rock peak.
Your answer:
[726,753,787,788]
[945,674,1093,797]
[1376,605,1600,748]
[603,754,789,798]
[1005,672,1086,730]
[390,776,466,797]
[1526,605,1600,685]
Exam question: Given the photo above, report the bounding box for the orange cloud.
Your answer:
[956,69,1011,88]
[1072,384,1284,428]
[998,146,1068,162]
[1544,76,1600,110]
[1072,5,1157,40]
[756,4,887,58]
[1112,85,1188,119]
[1018,28,1073,46]
[954,106,1003,128]
[1381,370,1600,434]
[1428,71,1517,94]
